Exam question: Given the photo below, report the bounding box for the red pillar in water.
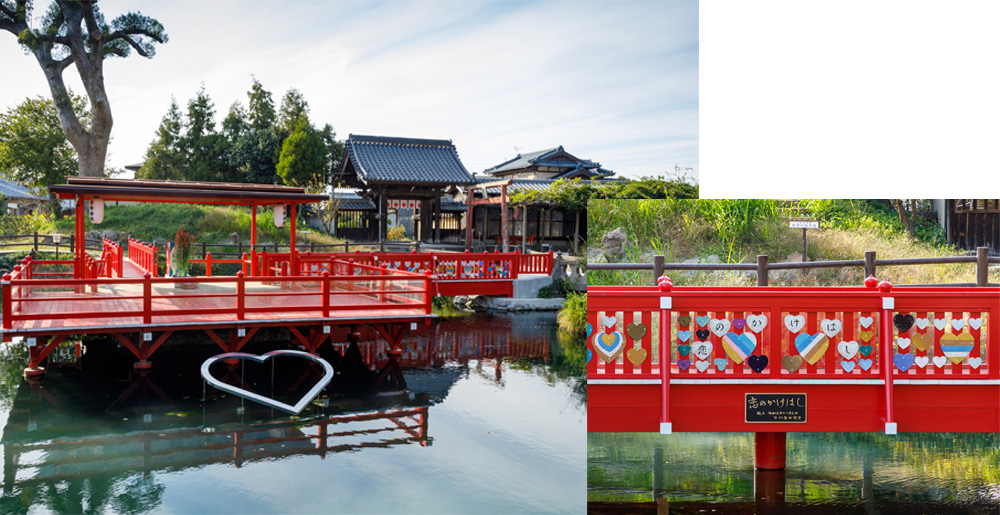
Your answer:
[754,432,786,470]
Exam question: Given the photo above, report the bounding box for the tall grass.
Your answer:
[589,199,998,287]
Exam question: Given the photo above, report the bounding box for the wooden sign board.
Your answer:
[789,220,820,229]
[745,393,807,423]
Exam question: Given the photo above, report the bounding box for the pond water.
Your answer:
[589,432,1000,514]
[0,312,586,514]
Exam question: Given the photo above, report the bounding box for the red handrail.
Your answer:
[128,238,158,277]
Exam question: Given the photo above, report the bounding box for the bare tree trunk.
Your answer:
[892,199,916,238]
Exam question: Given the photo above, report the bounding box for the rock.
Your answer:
[705,254,720,264]
[452,296,469,309]
[230,232,241,244]
[101,230,120,241]
[467,296,490,312]
[602,227,627,262]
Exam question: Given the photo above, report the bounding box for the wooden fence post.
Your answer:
[143,272,152,324]
[33,231,38,251]
[653,255,664,285]
[977,247,988,287]
[321,270,330,318]
[236,271,245,320]
[865,250,876,279]
[757,255,769,286]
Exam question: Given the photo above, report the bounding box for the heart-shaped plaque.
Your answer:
[695,315,710,327]
[678,315,692,328]
[626,347,647,366]
[893,353,915,372]
[593,331,625,362]
[691,341,713,361]
[781,355,803,373]
[695,360,710,372]
[933,318,947,331]
[858,358,873,371]
[939,333,975,364]
[713,358,728,371]
[746,314,768,333]
[820,319,842,338]
[201,350,334,414]
[733,318,747,331]
[859,330,874,342]
[586,323,593,337]
[914,356,929,368]
[747,354,768,373]
[677,344,691,356]
[838,340,859,360]
[841,360,856,373]
[911,333,933,352]
[626,323,647,341]
[678,330,692,342]
[969,318,983,331]
[915,317,930,331]
[859,344,874,357]
[932,356,948,368]
[695,329,711,341]
[709,319,731,338]
[794,333,830,365]
[894,314,915,333]
[784,315,806,334]
[969,357,983,369]
[677,358,691,371]
[721,332,757,364]
[951,319,965,331]
[859,316,874,329]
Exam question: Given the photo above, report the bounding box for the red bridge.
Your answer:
[0,178,552,379]
[587,277,999,468]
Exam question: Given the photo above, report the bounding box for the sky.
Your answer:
[0,0,699,182]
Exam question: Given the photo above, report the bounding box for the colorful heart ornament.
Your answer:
[939,333,974,364]
[821,319,843,338]
[859,344,874,356]
[587,349,592,363]
[713,358,728,371]
[709,319,731,338]
[859,330,874,342]
[586,323,593,337]
[593,331,625,363]
[733,318,747,331]
[794,333,830,365]
[911,333,933,351]
[677,358,691,371]
[721,332,757,364]
[677,344,691,356]
[678,315,692,327]
[841,360,856,373]
[695,329,711,341]
[838,340,859,360]
[678,330,692,342]
[894,314,915,333]
[695,315,710,327]
[859,358,873,371]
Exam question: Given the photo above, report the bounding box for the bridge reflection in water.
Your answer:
[0,313,558,510]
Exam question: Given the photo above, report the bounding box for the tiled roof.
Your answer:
[333,191,466,212]
[342,135,476,185]
[0,180,40,200]
[482,146,614,179]
[471,178,623,196]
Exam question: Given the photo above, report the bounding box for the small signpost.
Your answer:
[789,219,820,262]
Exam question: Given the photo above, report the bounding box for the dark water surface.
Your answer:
[589,432,1000,514]
[1,312,586,513]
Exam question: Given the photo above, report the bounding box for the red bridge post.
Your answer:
[754,432,786,470]
[658,276,673,434]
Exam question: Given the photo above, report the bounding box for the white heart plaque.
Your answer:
[821,319,842,338]
[859,316,874,329]
[695,360,710,372]
[969,357,983,369]
[951,319,965,331]
[692,341,714,361]
[896,337,911,350]
[603,315,618,329]
[838,340,859,360]
[915,318,930,330]
[932,356,948,368]
[933,318,947,331]
[746,314,768,333]
[914,356,929,368]
[969,318,983,331]
[709,318,731,338]
[784,315,806,333]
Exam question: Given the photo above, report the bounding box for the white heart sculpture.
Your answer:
[691,341,713,361]
[838,340,859,360]
[859,316,874,329]
[932,356,948,368]
[746,314,768,333]
[915,318,930,330]
[951,319,965,331]
[933,319,947,331]
[969,357,983,369]
[821,319,842,338]
[695,360,710,372]
[201,350,334,414]
[784,315,806,333]
[603,315,618,329]
[709,319,731,338]
[914,356,929,368]
[896,337,911,350]
[969,318,983,331]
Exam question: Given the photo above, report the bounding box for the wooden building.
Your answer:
[934,199,1000,254]
[339,135,476,244]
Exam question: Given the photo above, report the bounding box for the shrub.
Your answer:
[558,292,587,334]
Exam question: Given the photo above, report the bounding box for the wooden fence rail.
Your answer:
[590,247,999,287]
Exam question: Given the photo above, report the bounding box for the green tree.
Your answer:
[137,97,183,180]
[276,115,328,188]
[233,78,280,184]
[181,86,226,182]
[0,94,88,217]
[277,88,309,139]
[0,0,167,177]
[247,77,276,131]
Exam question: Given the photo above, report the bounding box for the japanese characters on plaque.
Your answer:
[745,393,807,423]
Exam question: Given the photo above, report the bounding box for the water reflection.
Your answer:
[1,312,586,513]
[588,432,1000,513]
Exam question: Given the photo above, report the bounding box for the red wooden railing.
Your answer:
[587,280,1000,432]
[128,238,158,277]
[254,250,551,281]
[2,259,431,331]
[101,238,123,278]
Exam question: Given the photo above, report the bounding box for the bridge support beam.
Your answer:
[753,432,786,470]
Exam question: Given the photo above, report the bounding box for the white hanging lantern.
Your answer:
[274,205,285,228]
[89,198,104,224]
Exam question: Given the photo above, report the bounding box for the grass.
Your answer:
[558,292,587,334]
[589,199,999,287]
